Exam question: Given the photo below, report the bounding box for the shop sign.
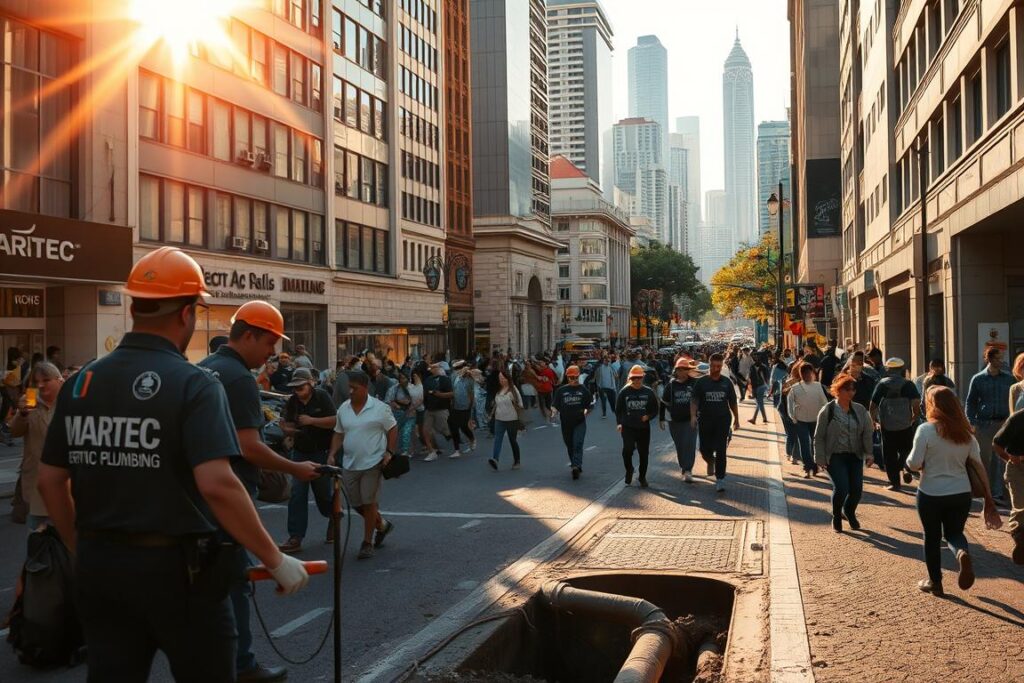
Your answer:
[281,277,325,295]
[0,287,44,317]
[979,323,1010,364]
[0,209,133,283]
[98,290,122,307]
[339,327,408,336]
[202,269,275,301]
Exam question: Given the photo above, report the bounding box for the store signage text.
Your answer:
[281,277,325,295]
[1,287,45,318]
[0,224,77,262]
[204,270,276,292]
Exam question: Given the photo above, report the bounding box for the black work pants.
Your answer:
[916,490,972,585]
[76,538,237,683]
[621,424,651,479]
[881,427,915,487]
[698,416,732,480]
[448,408,475,448]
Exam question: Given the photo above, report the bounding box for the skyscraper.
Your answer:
[756,120,792,236]
[471,0,559,355]
[627,35,668,139]
[668,139,691,254]
[675,116,703,232]
[546,0,615,199]
[700,190,733,284]
[723,31,756,247]
[612,117,668,246]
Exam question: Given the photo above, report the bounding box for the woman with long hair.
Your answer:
[906,386,1001,596]
[814,373,874,532]
[488,368,523,470]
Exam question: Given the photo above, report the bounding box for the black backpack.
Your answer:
[6,526,84,668]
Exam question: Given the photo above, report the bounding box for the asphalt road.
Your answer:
[0,403,682,682]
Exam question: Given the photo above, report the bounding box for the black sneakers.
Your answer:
[571,466,581,480]
[357,542,374,560]
[624,469,634,485]
[374,520,394,548]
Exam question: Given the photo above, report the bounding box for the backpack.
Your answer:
[6,526,84,668]
[878,378,914,431]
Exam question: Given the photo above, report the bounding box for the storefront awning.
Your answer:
[0,209,134,285]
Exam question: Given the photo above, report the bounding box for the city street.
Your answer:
[3,397,1023,681]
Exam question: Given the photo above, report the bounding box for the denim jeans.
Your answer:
[794,420,817,472]
[597,387,617,416]
[827,452,864,520]
[492,419,521,462]
[560,417,587,468]
[916,490,972,584]
[668,420,698,472]
[753,385,768,421]
[286,449,333,539]
[778,405,797,457]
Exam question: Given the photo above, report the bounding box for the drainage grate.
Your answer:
[559,517,763,574]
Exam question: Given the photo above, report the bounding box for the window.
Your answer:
[212,100,231,160]
[311,140,323,187]
[291,52,306,105]
[331,9,342,50]
[291,130,306,183]
[275,206,290,258]
[139,72,159,139]
[166,181,185,242]
[995,40,1012,119]
[347,150,359,198]
[273,123,289,178]
[580,284,607,300]
[375,162,386,205]
[186,187,204,245]
[344,17,357,62]
[580,261,606,278]
[361,156,374,202]
[252,33,268,85]
[254,201,268,246]
[558,286,570,300]
[214,195,231,249]
[579,238,605,255]
[970,71,983,141]
[273,44,288,96]
[253,116,268,157]
[950,95,963,160]
[187,90,205,153]
[233,196,250,240]
[344,82,358,128]
[311,63,322,112]
[292,210,307,261]
[359,91,371,134]
[558,263,569,278]
[556,221,570,232]
[374,230,387,272]
[139,175,160,240]
[347,223,360,268]
[310,215,324,265]
[165,80,185,147]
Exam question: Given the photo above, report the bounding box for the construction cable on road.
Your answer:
[390,606,538,683]
[250,482,353,666]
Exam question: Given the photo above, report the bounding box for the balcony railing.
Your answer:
[551,197,631,224]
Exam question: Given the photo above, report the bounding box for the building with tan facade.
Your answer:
[1,0,473,370]
[837,0,1024,382]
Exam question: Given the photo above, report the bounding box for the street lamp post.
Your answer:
[422,252,471,359]
[766,184,786,350]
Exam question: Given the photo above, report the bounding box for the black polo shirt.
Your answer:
[993,411,1024,454]
[41,333,240,536]
[423,374,452,411]
[284,388,336,453]
[198,345,264,495]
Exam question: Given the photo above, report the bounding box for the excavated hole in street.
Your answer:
[449,574,734,683]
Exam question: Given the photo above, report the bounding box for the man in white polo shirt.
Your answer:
[328,371,398,559]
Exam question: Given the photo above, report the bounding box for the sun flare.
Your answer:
[129,0,243,63]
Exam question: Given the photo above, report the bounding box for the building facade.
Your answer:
[837,0,1024,383]
[675,116,703,231]
[612,116,668,245]
[545,0,614,199]
[667,138,690,254]
[699,189,733,284]
[470,0,558,356]
[756,119,793,236]
[627,34,668,140]
[550,155,632,345]
[723,32,757,247]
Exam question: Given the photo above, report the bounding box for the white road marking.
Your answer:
[258,504,285,510]
[355,477,627,682]
[585,446,596,451]
[459,520,482,530]
[269,607,331,638]
[533,425,547,430]
[0,586,12,593]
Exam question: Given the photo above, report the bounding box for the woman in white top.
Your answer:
[787,363,829,478]
[408,366,426,456]
[488,368,523,471]
[906,386,1001,596]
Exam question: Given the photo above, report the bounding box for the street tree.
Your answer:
[710,231,783,321]
[630,241,711,320]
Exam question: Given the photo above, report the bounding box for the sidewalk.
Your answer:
[771,406,1024,681]
[0,437,21,499]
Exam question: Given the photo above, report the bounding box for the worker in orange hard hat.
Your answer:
[198,298,319,682]
[38,247,309,682]
[615,364,660,487]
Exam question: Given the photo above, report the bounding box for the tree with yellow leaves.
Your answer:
[710,231,783,321]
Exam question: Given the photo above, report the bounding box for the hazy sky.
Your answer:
[601,0,791,202]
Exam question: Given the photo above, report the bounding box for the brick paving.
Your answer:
[762,407,1024,682]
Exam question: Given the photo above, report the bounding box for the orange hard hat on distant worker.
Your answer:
[231,301,290,340]
[628,364,646,379]
[122,247,211,300]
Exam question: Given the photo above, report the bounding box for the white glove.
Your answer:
[268,554,309,595]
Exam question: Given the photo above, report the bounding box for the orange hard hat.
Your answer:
[628,364,646,379]
[674,357,695,370]
[231,301,290,340]
[566,365,581,377]
[122,247,210,299]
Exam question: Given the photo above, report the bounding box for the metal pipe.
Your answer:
[540,581,682,683]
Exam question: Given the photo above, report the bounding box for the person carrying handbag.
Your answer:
[905,386,1002,597]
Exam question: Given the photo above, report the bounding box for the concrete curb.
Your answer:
[765,413,815,682]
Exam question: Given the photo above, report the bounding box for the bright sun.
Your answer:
[129,0,242,62]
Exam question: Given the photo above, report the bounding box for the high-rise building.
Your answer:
[444,0,475,357]
[756,120,792,236]
[627,35,669,138]
[668,135,693,256]
[675,116,703,229]
[471,0,559,355]
[699,190,733,285]
[636,165,669,246]
[546,0,615,199]
[722,31,757,247]
[612,118,668,245]
[550,155,634,345]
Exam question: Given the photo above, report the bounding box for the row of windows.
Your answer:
[864,174,887,225]
[399,0,438,33]
[330,10,387,80]
[139,71,323,188]
[401,151,440,188]
[401,191,441,227]
[897,0,962,113]
[331,76,386,140]
[349,0,385,19]
[400,67,438,110]
[190,18,322,112]
[139,174,325,265]
[556,261,607,278]
[333,146,387,207]
[336,220,389,274]
[402,240,441,273]
[265,0,321,35]
[557,284,607,301]
[400,25,438,72]
[398,107,439,149]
